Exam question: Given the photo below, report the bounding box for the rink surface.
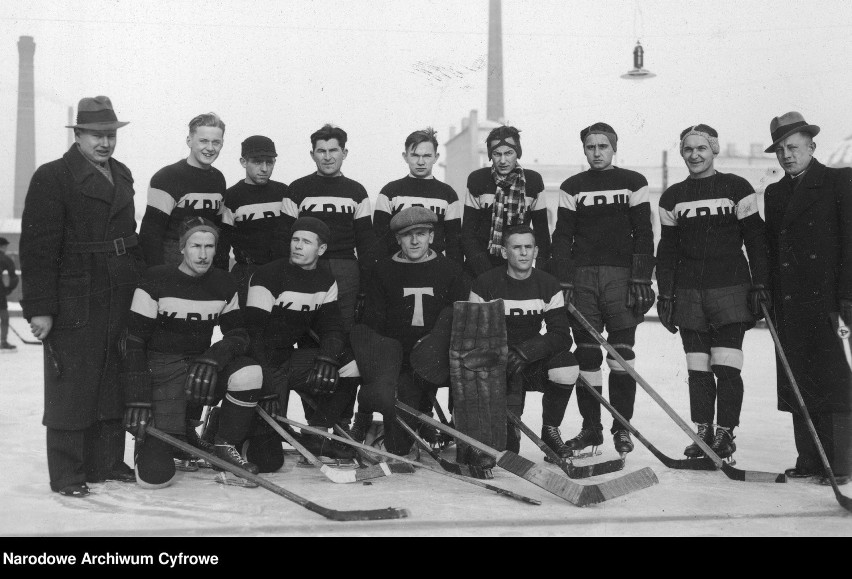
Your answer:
[1,317,850,537]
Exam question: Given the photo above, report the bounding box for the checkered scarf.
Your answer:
[487,164,527,256]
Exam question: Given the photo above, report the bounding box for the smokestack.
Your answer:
[14,36,36,219]
[487,0,504,123]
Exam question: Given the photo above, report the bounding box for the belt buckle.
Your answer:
[113,237,126,256]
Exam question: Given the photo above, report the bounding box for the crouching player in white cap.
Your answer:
[122,217,264,488]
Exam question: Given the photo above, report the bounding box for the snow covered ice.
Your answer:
[1,318,850,536]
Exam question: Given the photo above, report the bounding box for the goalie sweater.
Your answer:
[123,265,244,373]
[656,171,769,294]
[551,167,653,284]
[221,179,294,265]
[373,176,463,264]
[139,160,228,269]
[365,252,469,354]
[469,266,572,354]
[244,259,344,365]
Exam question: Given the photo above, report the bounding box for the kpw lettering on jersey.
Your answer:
[403,287,435,326]
[274,290,330,313]
[503,298,545,316]
[157,297,226,321]
[177,192,223,212]
[300,196,356,215]
[234,201,283,222]
[576,189,630,208]
[674,198,735,219]
[392,196,448,217]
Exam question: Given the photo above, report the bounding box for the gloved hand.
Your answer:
[561,283,574,306]
[258,394,280,418]
[506,346,530,379]
[627,282,656,314]
[124,404,152,440]
[748,284,772,318]
[355,292,367,323]
[185,357,219,405]
[841,298,852,328]
[306,354,340,394]
[657,296,678,334]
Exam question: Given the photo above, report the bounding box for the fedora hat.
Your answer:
[764,111,819,153]
[66,95,129,130]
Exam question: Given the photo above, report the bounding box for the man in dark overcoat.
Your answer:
[763,111,852,485]
[20,96,146,497]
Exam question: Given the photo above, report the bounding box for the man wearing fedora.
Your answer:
[20,96,145,497]
[763,112,852,485]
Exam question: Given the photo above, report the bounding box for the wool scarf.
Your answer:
[487,164,527,255]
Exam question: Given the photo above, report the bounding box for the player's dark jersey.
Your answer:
[374,176,463,264]
[244,259,344,364]
[551,167,652,284]
[139,160,228,269]
[461,167,550,275]
[124,265,242,369]
[286,173,378,266]
[469,267,571,354]
[366,252,468,354]
[657,171,768,292]
[221,179,294,265]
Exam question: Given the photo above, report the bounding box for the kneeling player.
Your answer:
[469,225,579,462]
[122,218,263,489]
[244,217,360,464]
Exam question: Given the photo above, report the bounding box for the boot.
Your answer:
[187,423,217,454]
[465,446,497,470]
[613,430,634,454]
[300,430,357,460]
[567,427,604,455]
[349,411,372,444]
[0,341,17,352]
[541,425,573,461]
[214,442,260,475]
[710,425,736,459]
[684,423,714,458]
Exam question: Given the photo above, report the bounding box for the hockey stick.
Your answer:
[275,414,542,506]
[576,375,716,471]
[9,323,41,345]
[144,425,410,522]
[761,304,852,511]
[297,392,416,474]
[506,410,626,479]
[396,401,659,507]
[394,416,493,479]
[567,303,787,483]
[256,407,392,484]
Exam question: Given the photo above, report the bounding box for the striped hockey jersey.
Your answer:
[221,179,294,265]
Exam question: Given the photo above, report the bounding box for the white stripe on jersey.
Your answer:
[660,208,678,227]
[389,196,450,218]
[233,201,283,222]
[147,187,177,215]
[445,199,463,220]
[299,196,357,216]
[158,296,227,320]
[130,288,159,319]
[558,190,577,212]
[504,298,546,316]
[355,197,372,220]
[673,198,735,220]
[630,185,650,207]
[545,291,564,312]
[374,193,393,215]
[222,293,240,315]
[282,198,299,219]
[176,192,224,214]
[274,290,332,312]
[221,205,235,226]
[247,285,275,312]
[575,189,632,209]
[465,192,496,210]
[736,193,759,220]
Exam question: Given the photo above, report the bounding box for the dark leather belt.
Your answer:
[65,234,138,256]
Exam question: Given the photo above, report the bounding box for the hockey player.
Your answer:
[0,237,18,351]
[356,207,469,454]
[373,128,463,266]
[221,135,294,308]
[469,225,579,461]
[461,125,551,280]
[550,123,655,456]
[139,113,229,270]
[656,124,771,461]
[122,217,263,489]
[244,216,360,461]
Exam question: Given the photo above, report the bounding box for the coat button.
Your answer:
[810,254,817,259]
[780,229,787,235]
[784,295,792,301]
[782,262,790,267]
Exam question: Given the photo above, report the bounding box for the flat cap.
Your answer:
[390,207,438,235]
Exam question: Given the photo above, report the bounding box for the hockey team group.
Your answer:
[11,95,851,508]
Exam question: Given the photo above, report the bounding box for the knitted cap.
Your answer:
[390,207,438,235]
[179,217,219,249]
[680,124,720,154]
[580,122,618,152]
[292,216,331,245]
[486,126,522,159]
[241,135,277,158]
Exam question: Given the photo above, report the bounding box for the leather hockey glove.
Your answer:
[122,370,152,439]
[185,357,220,405]
[748,284,772,319]
[627,282,656,315]
[306,354,340,394]
[506,346,530,379]
[124,405,152,441]
[657,295,678,334]
[258,393,281,418]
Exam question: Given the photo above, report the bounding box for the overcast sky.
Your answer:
[1,0,851,218]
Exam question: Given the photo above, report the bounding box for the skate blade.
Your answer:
[215,471,258,488]
[298,456,359,469]
[196,458,215,470]
[570,445,603,461]
[173,459,199,472]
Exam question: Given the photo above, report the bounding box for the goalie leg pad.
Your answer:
[409,306,453,384]
[243,429,284,473]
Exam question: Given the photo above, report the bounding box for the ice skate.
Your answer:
[300,430,358,461]
[613,429,635,455]
[684,423,714,459]
[541,425,573,464]
[567,427,604,460]
[214,442,260,475]
[710,426,737,465]
[348,411,372,444]
[0,341,17,353]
